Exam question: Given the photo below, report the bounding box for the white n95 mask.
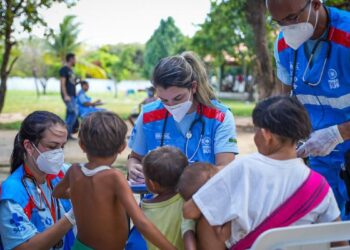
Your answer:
[32,144,64,175]
[164,91,193,122]
[280,2,319,50]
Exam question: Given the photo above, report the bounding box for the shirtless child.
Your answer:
[53,111,175,250]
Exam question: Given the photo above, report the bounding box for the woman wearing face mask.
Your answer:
[0,111,76,250]
[269,0,350,218]
[127,51,238,184]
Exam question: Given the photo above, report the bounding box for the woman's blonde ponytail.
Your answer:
[181,51,217,107]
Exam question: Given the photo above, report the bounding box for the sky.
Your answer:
[31,0,211,46]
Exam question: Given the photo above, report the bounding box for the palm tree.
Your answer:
[49,15,81,63]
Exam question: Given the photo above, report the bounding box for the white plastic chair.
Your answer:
[250,221,350,250]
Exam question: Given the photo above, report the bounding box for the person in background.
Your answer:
[60,53,78,140]
[77,80,104,118]
[128,87,158,126]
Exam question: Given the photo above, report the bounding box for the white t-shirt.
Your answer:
[193,153,340,248]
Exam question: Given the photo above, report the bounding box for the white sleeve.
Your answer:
[316,189,341,223]
[193,161,244,226]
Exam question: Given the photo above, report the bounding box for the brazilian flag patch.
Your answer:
[229,138,237,143]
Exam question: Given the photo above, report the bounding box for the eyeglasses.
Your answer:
[273,0,311,26]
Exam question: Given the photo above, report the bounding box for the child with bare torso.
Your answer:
[53,111,176,250]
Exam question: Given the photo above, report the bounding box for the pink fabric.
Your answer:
[231,170,330,250]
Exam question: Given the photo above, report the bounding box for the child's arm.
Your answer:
[113,172,176,250]
[213,221,231,243]
[52,167,72,199]
[183,199,201,220]
[183,230,196,250]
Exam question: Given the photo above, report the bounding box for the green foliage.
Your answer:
[192,0,276,69]
[84,43,145,81]
[0,0,78,113]
[48,15,81,63]
[326,0,350,10]
[0,0,76,37]
[192,0,250,66]
[10,37,57,78]
[143,17,186,78]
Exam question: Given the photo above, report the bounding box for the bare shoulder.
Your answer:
[100,169,128,190]
[67,163,83,179]
[109,168,127,182]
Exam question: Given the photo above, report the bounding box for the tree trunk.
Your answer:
[244,0,277,99]
[0,39,13,114]
[32,69,41,98]
[0,1,15,113]
[219,63,225,91]
[40,79,48,95]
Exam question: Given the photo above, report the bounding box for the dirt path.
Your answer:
[0,117,256,181]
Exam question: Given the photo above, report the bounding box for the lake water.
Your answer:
[7,77,152,94]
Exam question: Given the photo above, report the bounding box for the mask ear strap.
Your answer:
[314,8,319,29]
[306,1,313,23]
[31,143,41,154]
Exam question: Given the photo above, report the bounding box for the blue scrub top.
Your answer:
[0,164,74,250]
[129,108,239,159]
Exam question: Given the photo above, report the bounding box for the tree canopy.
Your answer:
[0,0,77,112]
[143,17,186,78]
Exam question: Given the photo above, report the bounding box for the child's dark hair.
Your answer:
[252,96,311,144]
[79,111,127,157]
[10,111,66,173]
[178,162,218,201]
[142,146,188,190]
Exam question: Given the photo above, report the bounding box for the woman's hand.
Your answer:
[129,163,145,184]
[127,152,145,184]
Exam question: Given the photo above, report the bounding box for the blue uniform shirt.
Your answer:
[128,103,238,161]
[0,164,74,250]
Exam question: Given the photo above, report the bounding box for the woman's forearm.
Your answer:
[14,217,72,250]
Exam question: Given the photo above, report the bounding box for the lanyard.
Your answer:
[23,165,59,223]
[37,181,58,223]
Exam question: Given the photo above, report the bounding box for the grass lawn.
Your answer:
[0,90,255,130]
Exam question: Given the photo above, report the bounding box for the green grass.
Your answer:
[0,121,22,130]
[0,90,254,130]
[221,98,255,117]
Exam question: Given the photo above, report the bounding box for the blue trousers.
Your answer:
[65,97,78,135]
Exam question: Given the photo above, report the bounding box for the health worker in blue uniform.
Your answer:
[127,51,239,183]
[268,0,350,217]
[0,111,76,250]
